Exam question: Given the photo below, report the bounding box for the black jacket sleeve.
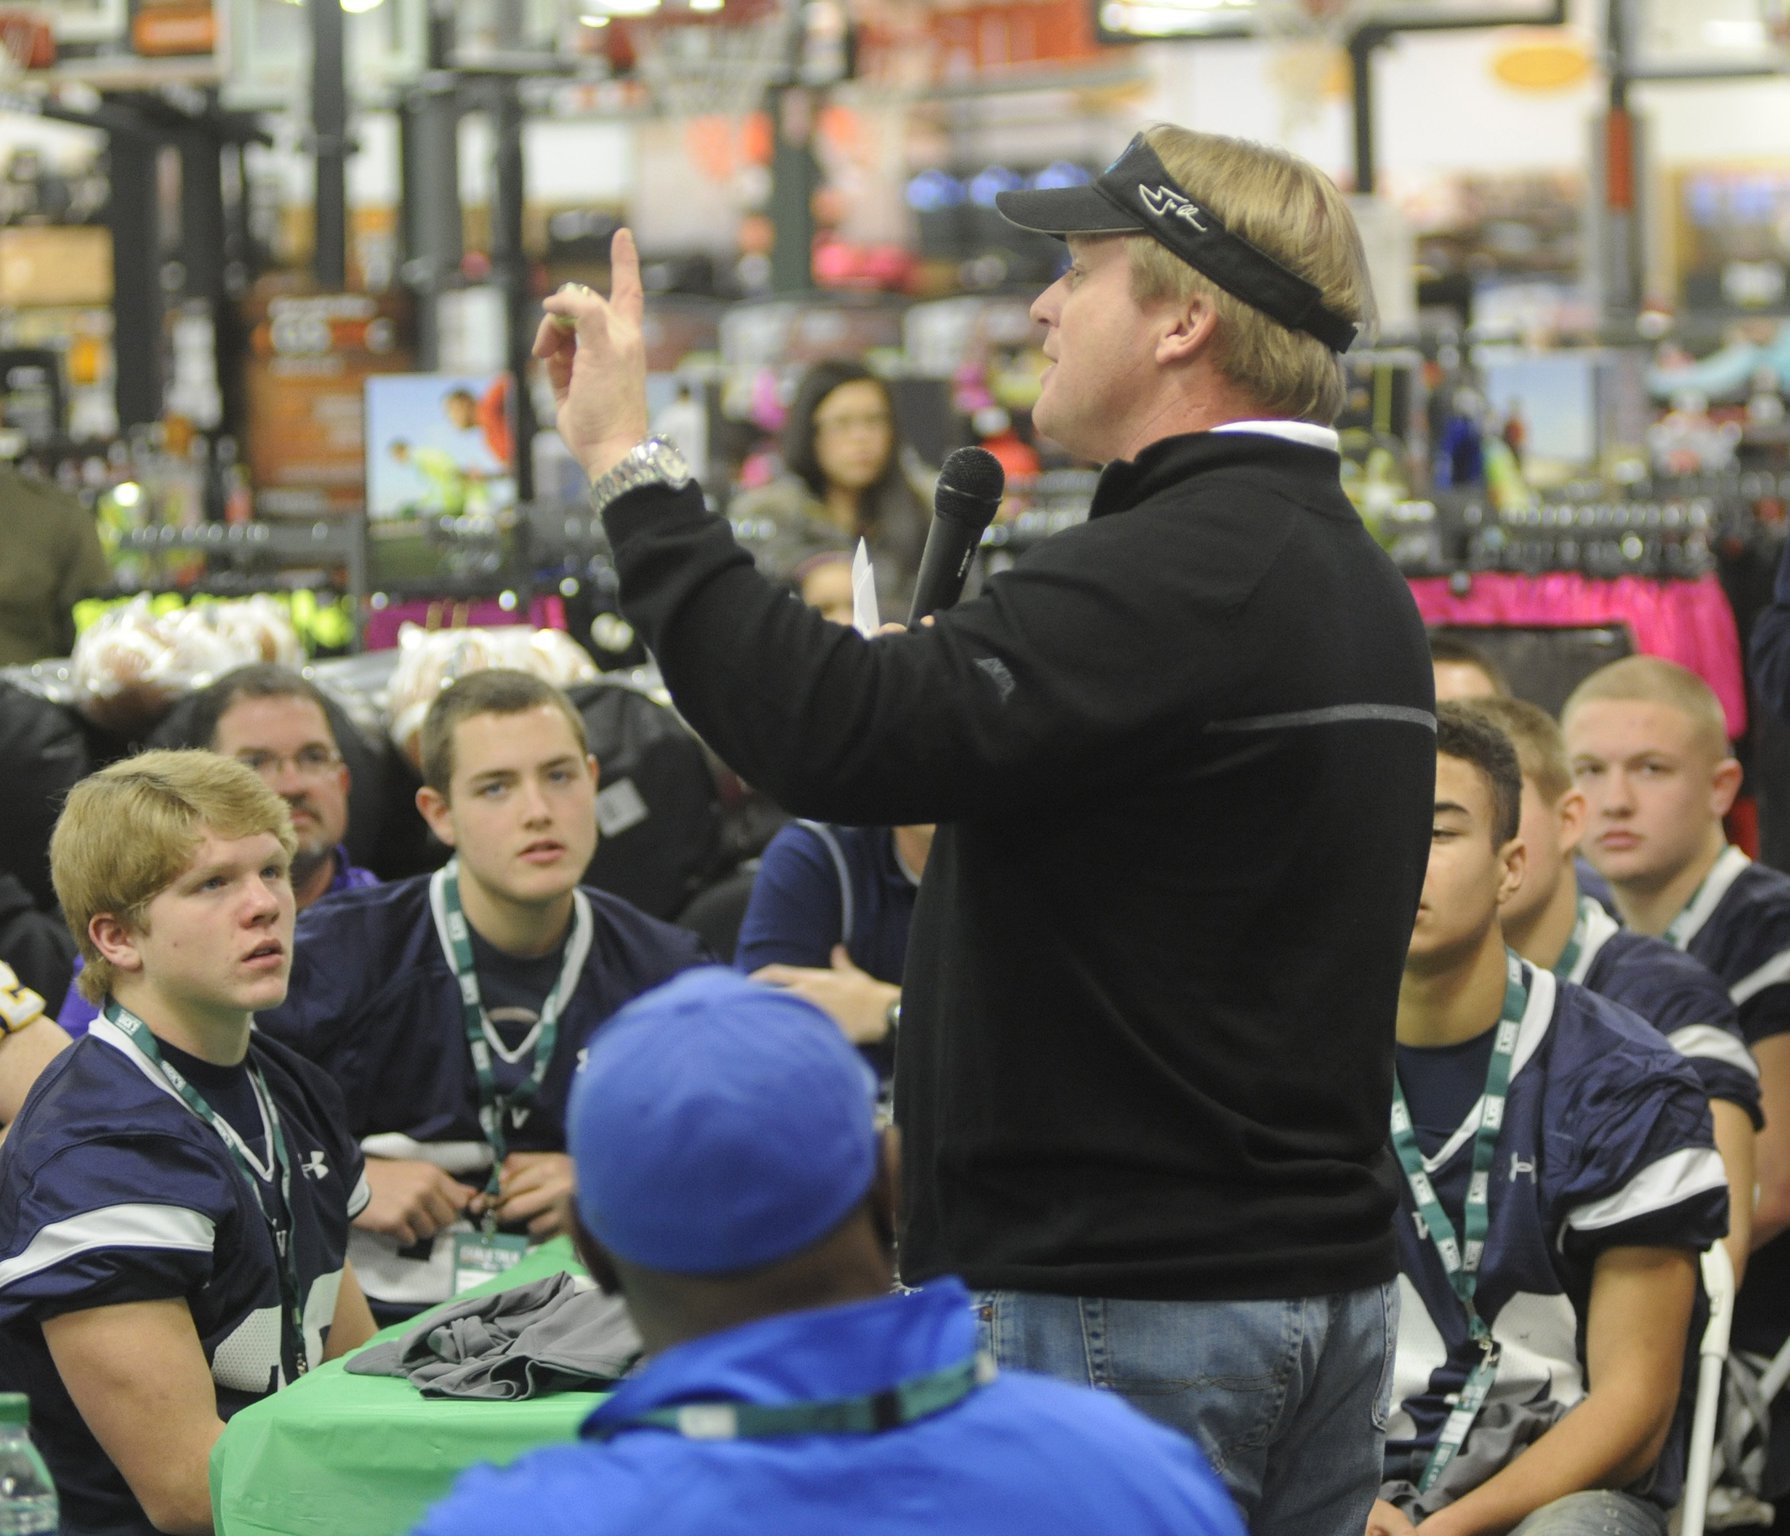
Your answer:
[1750,536,1790,726]
[602,482,1276,826]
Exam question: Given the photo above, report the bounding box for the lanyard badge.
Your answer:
[1389,952,1528,1493]
[103,1001,311,1379]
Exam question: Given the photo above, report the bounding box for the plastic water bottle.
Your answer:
[0,1394,57,1534]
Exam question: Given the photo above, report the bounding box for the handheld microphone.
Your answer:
[906,447,1005,627]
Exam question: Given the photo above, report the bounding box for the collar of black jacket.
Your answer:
[1088,428,1350,524]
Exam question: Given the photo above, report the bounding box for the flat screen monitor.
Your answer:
[363,372,516,523]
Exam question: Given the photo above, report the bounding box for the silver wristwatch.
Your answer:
[586,436,693,517]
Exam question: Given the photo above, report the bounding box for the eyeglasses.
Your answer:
[234,747,342,781]
[814,411,892,439]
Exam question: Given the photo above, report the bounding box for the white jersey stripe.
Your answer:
[1666,1023,1760,1079]
[0,1203,215,1290]
[358,1133,492,1177]
[1730,948,1790,1008]
[1561,1146,1728,1237]
[1670,846,1753,951]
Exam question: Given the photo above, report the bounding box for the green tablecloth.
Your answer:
[211,1238,608,1536]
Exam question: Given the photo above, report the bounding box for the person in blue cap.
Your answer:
[413,966,1244,1536]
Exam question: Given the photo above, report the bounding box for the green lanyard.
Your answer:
[1551,897,1594,983]
[438,861,589,1219]
[1389,952,1528,1493]
[587,1353,996,1444]
[102,1000,310,1379]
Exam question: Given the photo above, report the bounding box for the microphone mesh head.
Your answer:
[938,446,1006,513]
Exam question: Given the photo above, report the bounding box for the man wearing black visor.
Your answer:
[534,125,1436,1536]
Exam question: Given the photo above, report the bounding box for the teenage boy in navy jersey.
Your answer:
[1564,657,1790,1370]
[1467,695,1759,1283]
[57,664,378,1038]
[738,819,932,1078]
[0,751,374,1536]
[1371,705,1726,1536]
[259,669,707,1322]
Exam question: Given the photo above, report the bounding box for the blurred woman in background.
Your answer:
[731,359,932,617]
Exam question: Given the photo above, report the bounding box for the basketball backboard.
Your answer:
[1627,0,1789,76]
[1097,0,1565,45]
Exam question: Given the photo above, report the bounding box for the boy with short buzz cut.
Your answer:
[1464,694,1759,1281]
[1563,655,1790,1380]
[1429,633,1511,704]
[257,668,708,1323]
[0,750,375,1536]
[1372,704,1726,1536]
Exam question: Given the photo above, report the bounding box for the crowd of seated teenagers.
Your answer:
[0,632,1787,1534]
[1424,641,1790,1532]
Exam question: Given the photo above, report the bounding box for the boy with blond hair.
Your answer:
[0,751,373,1536]
[1467,694,1758,1280]
[1564,657,1790,1370]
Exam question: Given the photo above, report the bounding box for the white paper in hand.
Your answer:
[852,538,881,637]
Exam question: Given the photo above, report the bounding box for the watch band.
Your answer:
[587,436,692,519]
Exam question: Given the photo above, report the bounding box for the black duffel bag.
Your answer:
[569,676,724,921]
[0,679,95,911]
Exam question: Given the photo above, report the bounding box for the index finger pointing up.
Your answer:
[609,228,643,326]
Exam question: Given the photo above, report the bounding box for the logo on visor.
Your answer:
[1138,184,1210,233]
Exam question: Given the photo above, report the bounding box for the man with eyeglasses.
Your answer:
[57,665,377,1036]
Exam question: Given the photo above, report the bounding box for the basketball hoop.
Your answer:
[1253,0,1370,137]
[0,7,54,88]
[629,0,796,123]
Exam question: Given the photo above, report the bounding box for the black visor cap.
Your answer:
[994,134,1357,354]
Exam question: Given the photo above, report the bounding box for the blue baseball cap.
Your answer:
[569,967,881,1275]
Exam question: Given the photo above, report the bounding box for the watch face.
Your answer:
[650,440,692,488]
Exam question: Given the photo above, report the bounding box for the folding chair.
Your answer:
[1681,1242,1736,1536]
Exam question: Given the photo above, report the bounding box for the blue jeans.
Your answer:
[1507,1491,1667,1536]
[973,1281,1398,1536]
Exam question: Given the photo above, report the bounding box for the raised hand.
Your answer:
[532,228,652,482]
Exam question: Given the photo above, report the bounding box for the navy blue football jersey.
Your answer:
[0,1020,366,1536]
[257,870,707,1314]
[1385,966,1726,1516]
[1661,846,1790,1355]
[1666,847,1790,1049]
[1560,895,1760,1124]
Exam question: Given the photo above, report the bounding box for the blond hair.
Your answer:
[52,750,297,1003]
[1126,125,1374,425]
[1562,656,1731,761]
[1458,696,1572,805]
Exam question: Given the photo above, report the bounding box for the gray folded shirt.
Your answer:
[346,1273,642,1400]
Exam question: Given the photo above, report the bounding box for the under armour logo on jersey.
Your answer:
[1137,184,1209,233]
[1509,1153,1536,1183]
[301,1150,330,1180]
